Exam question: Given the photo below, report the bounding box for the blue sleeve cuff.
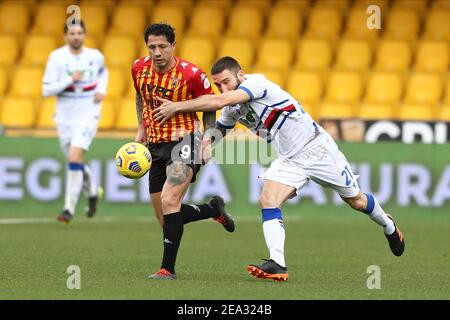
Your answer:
[238,86,254,101]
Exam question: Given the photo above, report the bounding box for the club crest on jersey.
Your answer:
[170,77,180,88]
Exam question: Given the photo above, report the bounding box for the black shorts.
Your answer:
[147,133,202,194]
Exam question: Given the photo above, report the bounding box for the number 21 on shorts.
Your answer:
[341,165,356,187]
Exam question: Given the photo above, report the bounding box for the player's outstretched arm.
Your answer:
[152,90,251,124]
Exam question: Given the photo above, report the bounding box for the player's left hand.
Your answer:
[152,96,177,124]
[94,92,105,104]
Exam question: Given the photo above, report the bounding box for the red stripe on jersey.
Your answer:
[149,69,159,140]
[263,104,296,131]
[155,72,167,141]
[182,91,190,136]
[163,71,173,141]
[174,70,182,139]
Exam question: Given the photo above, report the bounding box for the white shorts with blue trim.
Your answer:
[262,132,360,199]
[55,98,100,155]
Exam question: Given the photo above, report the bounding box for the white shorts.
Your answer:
[56,119,99,155]
[262,132,360,198]
[55,98,100,154]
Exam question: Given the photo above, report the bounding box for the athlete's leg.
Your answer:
[312,135,397,237]
[82,163,98,198]
[342,191,405,256]
[56,123,76,222]
[60,116,99,220]
[259,179,296,268]
[150,192,164,227]
[307,132,404,256]
[247,179,294,281]
[161,161,192,213]
[157,161,193,275]
[149,158,225,229]
[149,162,225,229]
[342,191,395,235]
[246,158,308,281]
[63,146,85,216]
[82,163,102,218]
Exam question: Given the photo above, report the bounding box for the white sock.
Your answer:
[262,208,286,268]
[64,163,84,215]
[364,193,395,235]
[82,164,98,198]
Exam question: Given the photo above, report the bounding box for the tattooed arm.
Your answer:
[135,92,146,143]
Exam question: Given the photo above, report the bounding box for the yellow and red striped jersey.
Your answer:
[131,56,213,143]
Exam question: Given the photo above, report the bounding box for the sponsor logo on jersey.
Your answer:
[141,83,173,97]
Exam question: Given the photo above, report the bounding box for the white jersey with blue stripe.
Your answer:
[216,74,322,158]
[42,45,108,99]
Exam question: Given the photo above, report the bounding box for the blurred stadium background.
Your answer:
[0,0,449,131]
[0,0,449,299]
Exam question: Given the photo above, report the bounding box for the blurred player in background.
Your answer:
[42,20,107,223]
[153,56,406,282]
[132,23,234,280]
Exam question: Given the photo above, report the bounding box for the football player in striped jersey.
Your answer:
[132,24,235,280]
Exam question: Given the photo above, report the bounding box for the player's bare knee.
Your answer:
[160,192,180,213]
[344,195,367,211]
[68,152,84,163]
[259,192,278,208]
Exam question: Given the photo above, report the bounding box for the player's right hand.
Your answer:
[71,70,84,82]
[153,96,178,124]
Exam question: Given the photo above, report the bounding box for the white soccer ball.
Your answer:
[115,142,152,179]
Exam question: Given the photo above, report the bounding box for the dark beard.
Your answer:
[234,76,241,90]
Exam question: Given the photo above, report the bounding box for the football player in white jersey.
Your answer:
[42,20,108,223]
[152,56,405,281]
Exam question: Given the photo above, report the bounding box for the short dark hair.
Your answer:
[211,56,241,75]
[64,19,86,34]
[143,23,175,44]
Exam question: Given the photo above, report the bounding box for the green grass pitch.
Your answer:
[0,209,449,300]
